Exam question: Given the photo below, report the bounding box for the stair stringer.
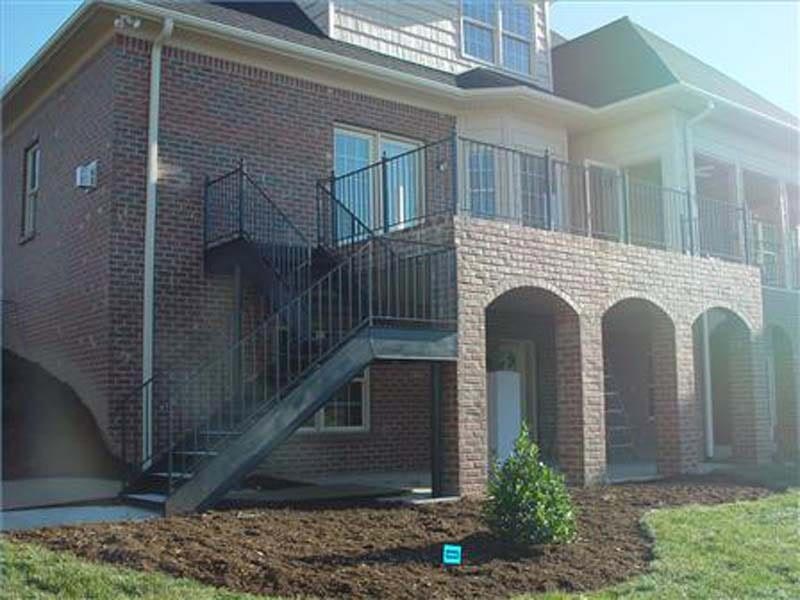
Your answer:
[164,327,457,515]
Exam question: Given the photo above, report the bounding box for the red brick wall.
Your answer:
[107,36,456,457]
[261,361,433,479]
[454,214,767,491]
[2,42,116,440]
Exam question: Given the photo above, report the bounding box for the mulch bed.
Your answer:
[10,478,771,599]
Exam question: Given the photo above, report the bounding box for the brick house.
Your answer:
[2,1,798,514]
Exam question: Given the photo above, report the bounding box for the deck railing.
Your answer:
[322,135,695,255]
[205,162,313,304]
[320,133,800,288]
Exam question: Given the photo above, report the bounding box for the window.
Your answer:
[21,143,40,239]
[301,369,369,432]
[333,127,422,236]
[467,144,496,216]
[462,0,534,76]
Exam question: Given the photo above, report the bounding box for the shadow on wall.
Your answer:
[2,350,121,480]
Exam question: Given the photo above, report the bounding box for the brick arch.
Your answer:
[601,295,680,475]
[693,304,767,463]
[598,291,676,325]
[689,303,756,336]
[480,275,584,316]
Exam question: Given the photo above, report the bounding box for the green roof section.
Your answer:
[553,17,798,126]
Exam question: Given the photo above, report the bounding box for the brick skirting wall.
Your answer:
[453,214,771,493]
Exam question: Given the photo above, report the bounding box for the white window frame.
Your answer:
[299,368,370,434]
[334,125,424,233]
[461,0,536,78]
[21,143,40,240]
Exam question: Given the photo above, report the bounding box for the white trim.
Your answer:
[334,125,424,232]
[460,0,537,80]
[0,0,94,100]
[21,143,41,239]
[4,0,797,147]
[300,368,371,433]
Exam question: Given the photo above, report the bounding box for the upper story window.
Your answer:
[21,143,40,240]
[462,0,534,76]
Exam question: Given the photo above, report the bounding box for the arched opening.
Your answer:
[767,326,798,462]
[602,298,677,480]
[692,308,755,462]
[484,286,580,471]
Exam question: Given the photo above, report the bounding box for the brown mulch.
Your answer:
[10,478,771,599]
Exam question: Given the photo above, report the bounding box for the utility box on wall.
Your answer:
[75,160,98,189]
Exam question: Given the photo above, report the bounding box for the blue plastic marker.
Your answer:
[442,544,462,566]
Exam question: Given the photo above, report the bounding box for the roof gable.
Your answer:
[553,17,797,126]
[552,18,677,108]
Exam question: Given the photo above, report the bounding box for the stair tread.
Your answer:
[123,493,168,504]
[151,471,194,479]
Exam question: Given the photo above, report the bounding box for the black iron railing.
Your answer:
[318,135,456,244]
[751,219,785,287]
[696,195,748,263]
[121,234,456,489]
[321,134,696,255]
[320,133,800,291]
[205,162,313,304]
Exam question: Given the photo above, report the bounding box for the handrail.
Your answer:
[204,161,314,301]
[319,133,780,269]
[122,234,456,489]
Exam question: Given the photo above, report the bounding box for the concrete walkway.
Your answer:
[1,504,158,532]
[2,478,121,510]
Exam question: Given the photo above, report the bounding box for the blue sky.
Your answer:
[1,1,798,117]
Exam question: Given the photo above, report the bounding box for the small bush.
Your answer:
[483,425,576,545]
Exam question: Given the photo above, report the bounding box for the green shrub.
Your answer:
[482,425,576,545]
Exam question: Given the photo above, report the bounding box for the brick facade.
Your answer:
[453,214,770,492]
[3,43,116,439]
[108,36,456,459]
[3,29,793,495]
[262,361,433,480]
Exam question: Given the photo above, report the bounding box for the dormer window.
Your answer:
[462,0,534,76]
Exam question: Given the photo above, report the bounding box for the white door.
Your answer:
[487,340,526,463]
[489,371,523,463]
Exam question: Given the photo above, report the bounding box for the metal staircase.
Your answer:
[119,163,457,515]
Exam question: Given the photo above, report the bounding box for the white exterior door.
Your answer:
[487,340,526,463]
[489,371,523,463]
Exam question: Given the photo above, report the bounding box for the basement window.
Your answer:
[301,369,370,433]
[462,0,535,76]
[21,142,40,241]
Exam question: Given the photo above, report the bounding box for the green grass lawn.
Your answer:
[2,491,798,599]
[531,490,800,600]
[0,539,267,600]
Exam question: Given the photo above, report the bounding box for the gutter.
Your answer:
[100,0,593,115]
[142,16,174,464]
[5,1,798,140]
[684,100,717,461]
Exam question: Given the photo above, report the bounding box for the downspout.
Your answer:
[142,17,174,464]
[684,100,716,460]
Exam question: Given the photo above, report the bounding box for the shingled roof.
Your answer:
[552,17,797,126]
[141,3,795,126]
[141,0,459,87]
